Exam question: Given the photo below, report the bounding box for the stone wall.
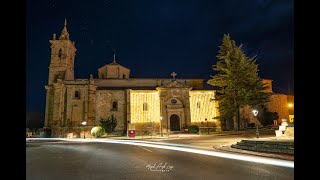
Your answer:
[64,84,89,127]
[240,93,294,127]
[267,94,293,124]
[95,90,127,131]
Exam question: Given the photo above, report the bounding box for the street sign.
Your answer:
[128,130,135,138]
[128,123,136,138]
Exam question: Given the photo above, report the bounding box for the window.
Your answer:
[143,103,148,111]
[112,101,118,111]
[75,91,80,99]
[171,99,177,104]
[197,101,200,108]
[123,74,126,79]
[58,49,62,58]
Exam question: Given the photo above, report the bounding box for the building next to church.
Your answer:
[44,21,293,138]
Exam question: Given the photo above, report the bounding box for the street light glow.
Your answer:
[81,121,87,126]
[252,109,258,116]
[288,103,293,108]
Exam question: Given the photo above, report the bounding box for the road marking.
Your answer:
[139,146,152,152]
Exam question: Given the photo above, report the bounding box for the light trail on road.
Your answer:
[27,138,294,168]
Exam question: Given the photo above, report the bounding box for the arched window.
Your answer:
[112,101,118,111]
[75,90,80,99]
[143,103,148,111]
[197,101,200,108]
[58,49,62,58]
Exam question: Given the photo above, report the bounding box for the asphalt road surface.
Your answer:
[26,141,293,180]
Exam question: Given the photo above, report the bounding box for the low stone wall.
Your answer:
[231,140,294,154]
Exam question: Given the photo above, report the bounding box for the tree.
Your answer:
[207,34,271,130]
[100,114,118,134]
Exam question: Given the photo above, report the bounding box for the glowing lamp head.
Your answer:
[81,121,87,126]
[288,103,293,108]
[252,109,258,116]
[160,116,163,121]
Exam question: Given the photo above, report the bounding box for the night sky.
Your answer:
[27,0,294,113]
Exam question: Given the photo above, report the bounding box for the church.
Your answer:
[44,21,293,138]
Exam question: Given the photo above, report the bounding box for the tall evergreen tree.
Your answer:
[207,34,271,130]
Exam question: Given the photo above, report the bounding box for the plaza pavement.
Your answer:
[105,129,294,161]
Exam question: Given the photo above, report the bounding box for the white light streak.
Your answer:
[26,138,294,168]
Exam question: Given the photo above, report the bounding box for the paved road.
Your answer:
[26,141,293,180]
[147,129,277,148]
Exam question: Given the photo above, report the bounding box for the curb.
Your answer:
[214,146,294,161]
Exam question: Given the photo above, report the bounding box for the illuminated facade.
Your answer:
[44,21,220,138]
[44,20,290,137]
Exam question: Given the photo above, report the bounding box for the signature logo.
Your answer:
[146,162,174,172]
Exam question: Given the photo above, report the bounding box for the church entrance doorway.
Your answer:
[170,114,180,131]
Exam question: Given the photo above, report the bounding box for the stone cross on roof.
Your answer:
[171,72,177,80]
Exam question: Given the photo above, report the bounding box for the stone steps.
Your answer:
[231,140,294,155]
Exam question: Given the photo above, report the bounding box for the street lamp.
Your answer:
[205,118,209,135]
[160,116,163,137]
[81,121,87,139]
[252,109,259,138]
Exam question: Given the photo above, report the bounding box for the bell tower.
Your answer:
[48,19,77,85]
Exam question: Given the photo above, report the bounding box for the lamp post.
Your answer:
[160,116,163,137]
[252,109,259,138]
[205,118,209,135]
[81,121,87,139]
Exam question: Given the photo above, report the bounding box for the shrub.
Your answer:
[187,125,199,134]
[91,126,105,138]
[100,114,118,134]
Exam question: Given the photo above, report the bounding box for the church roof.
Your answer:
[96,86,157,90]
[98,54,130,71]
[158,80,191,88]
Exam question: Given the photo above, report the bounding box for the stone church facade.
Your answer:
[44,21,293,138]
[44,21,221,138]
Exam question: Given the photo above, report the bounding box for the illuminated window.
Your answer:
[112,101,118,111]
[75,91,80,99]
[197,101,200,108]
[143,103,148,111]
